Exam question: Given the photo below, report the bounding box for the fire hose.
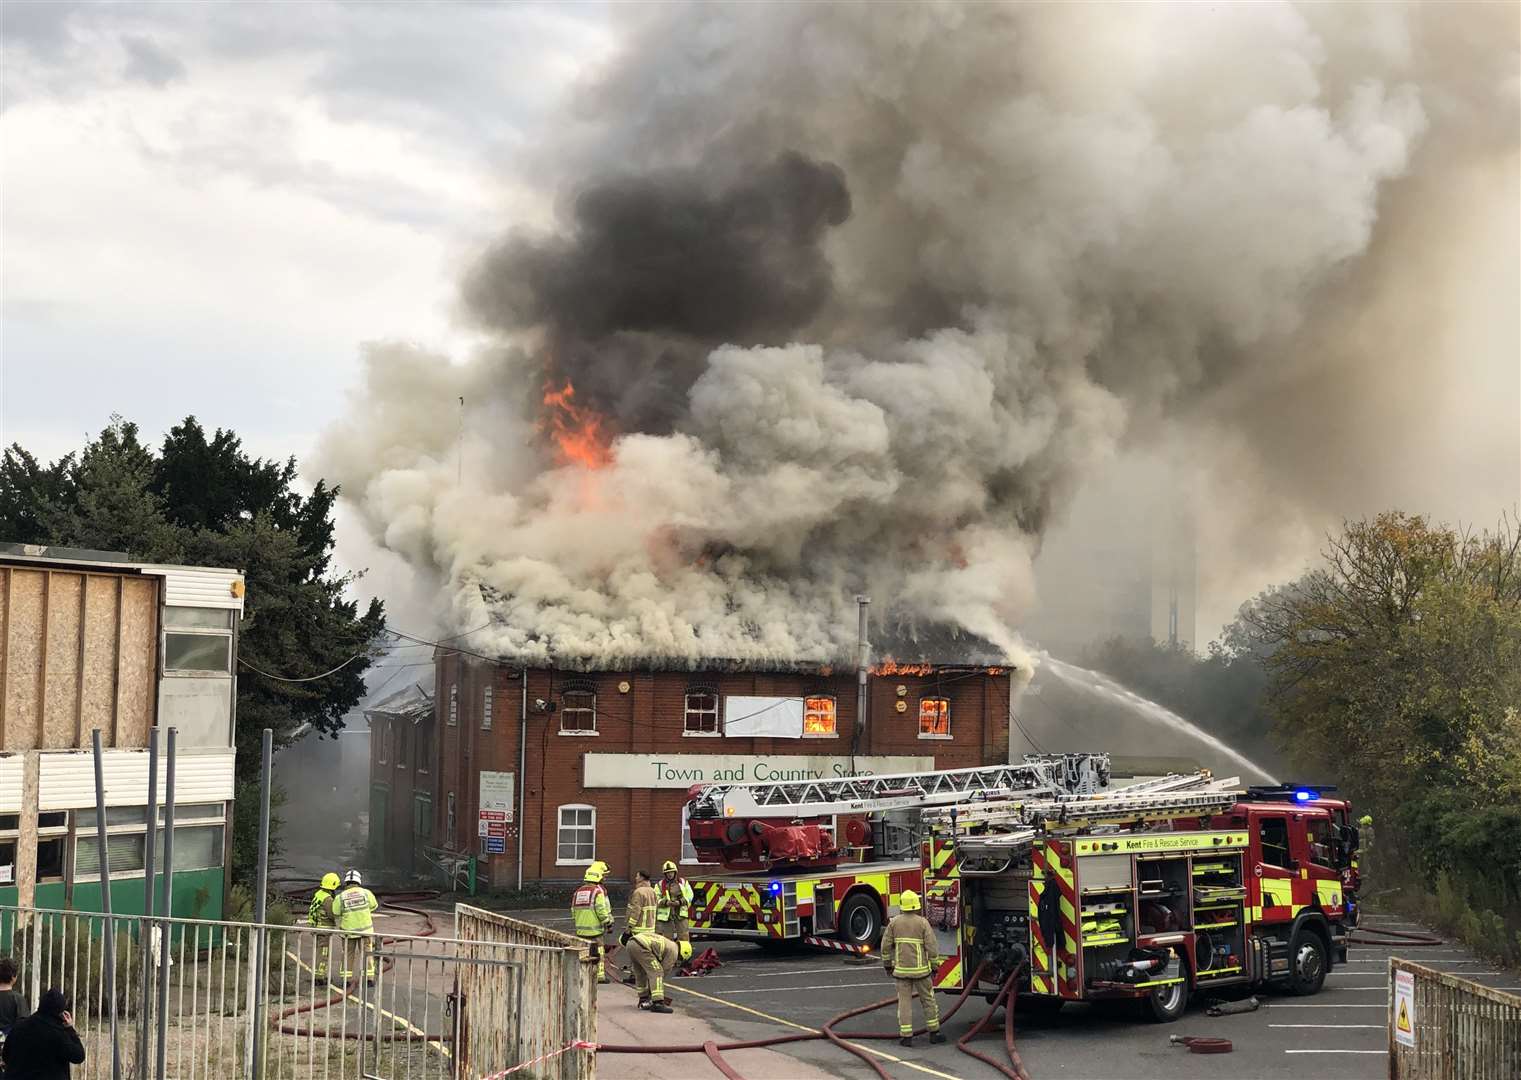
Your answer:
[1349,926,1445,946]
[596,955,1036,1080]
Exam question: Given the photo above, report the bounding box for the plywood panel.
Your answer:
[3,569,45,750]
[81,575,122,747]
[0,570,8,744]
[115,577,158,747]
[41,572,82,748]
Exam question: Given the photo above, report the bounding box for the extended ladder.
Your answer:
[687,753,1112,820]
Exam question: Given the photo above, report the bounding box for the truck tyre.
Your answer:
[1288,928,1328,995]
[1140,978,1189,1023]
[838,893,883,948]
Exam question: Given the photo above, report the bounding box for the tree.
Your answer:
[0,416,386,878]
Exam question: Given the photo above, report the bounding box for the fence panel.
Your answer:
[454,903,596,1080]
[1389,958,1521,1080]
[3,903,570,1080]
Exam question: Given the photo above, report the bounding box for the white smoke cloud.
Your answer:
[317,2,1518,667]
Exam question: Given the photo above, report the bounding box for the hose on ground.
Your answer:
[954,971,1031,1080]
[1350,926,1445,946]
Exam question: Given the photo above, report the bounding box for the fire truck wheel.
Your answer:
[1140,978,1189,1023]
[1288,929,1328,995]
[838,893,883,948]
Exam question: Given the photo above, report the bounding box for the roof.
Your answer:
[363,681,434,722]
[1,543,245,613]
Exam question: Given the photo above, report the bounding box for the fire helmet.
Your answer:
[1358,814,1374,828]
[320,872,341,891]
[898,890,922,913]
[662,860,678,876]
[343,870,363,886]
[584,861,609,883]
[678,941,693,963]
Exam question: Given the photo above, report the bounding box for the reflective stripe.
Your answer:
[894,937,930,977]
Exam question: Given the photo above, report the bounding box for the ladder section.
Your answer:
[928,774,1243,833]
[688,753,1111,820]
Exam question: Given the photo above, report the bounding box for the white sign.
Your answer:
[583,754,935,789]
[1393,969,1416,1048]
[0,863,12,885]
[479,771,515,822]
[724,696,804,738]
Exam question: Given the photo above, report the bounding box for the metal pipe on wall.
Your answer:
[854,595,871,766]
[517,668,527,891]
[89,728,123,1080]
[137,726,158,1072]
[249,728,272,1075]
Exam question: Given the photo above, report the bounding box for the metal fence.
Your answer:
[1389,957,1521,1080]
[454,904,596,1080]
[1,903,588,1080]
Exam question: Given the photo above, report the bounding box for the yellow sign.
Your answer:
[1074,832,1248,856]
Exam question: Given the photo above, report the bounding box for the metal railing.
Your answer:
[1389,957,1521,1079]
[1,904,581,1080]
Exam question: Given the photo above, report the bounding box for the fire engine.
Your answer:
[921,773,1356,1021]
[683,755,1112,950]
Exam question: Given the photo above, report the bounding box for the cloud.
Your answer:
[121,34,184,87]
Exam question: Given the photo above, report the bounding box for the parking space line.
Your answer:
[1270,1023,1383,1028]
[1285,1049,1387,1055]
[722,982,886,995]
[664,981,961,1080]
[1267,1004,1387,1009]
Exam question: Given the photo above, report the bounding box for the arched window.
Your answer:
[560,685,597,734]
[684,687,719,736]
[918,697,951,739]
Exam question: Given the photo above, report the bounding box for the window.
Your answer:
[164,632,231,674]
[415,717,432,774]
[1258,816,1292,869]
[560,688,597,734]
[378,720,390,766]
[918,698,951,739]
[556,805,596,865]
[680,805,698,863]
[163,607,233,629]
[684,689,719,736]
[1307,818,1337,869]
[482,686,494,730]
[413,793,433,840]
[396,720,409,770]
[0,840,14,885]
[164,825,223,871]
[77,834,147,879]
[35,838,65,881]
[448,685,458,726]
[447,793,457,837]
[803,696,837,737]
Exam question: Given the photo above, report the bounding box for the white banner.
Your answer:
[583,753,934,789]
[723,696,804,738]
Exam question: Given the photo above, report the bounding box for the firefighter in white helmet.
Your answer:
[329,870,379,984]
[881,890,944,1047]
[571,861,615,983]
[656,859,695,952]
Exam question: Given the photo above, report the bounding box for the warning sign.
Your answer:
[1393,969,1416,1048]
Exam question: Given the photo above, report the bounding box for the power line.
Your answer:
[239,652,367,683]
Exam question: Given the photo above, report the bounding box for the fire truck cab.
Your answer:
[926,798,1348,1022]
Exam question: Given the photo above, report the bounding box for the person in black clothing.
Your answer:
[0,956,28,1033]
[1,988,84,1079]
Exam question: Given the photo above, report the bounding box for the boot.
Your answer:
[899,1036,914,1048]
[637,997,653,1010]
[650,999,674,1014]
[597,973,611,985]
[929,1031,947,1045]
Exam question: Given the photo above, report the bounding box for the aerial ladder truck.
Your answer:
[683,754,1113,950]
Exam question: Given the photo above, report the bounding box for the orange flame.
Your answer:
[541,380,612,469]
[870,659,936,676]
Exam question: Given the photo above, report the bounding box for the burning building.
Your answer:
[372,648,1013,887]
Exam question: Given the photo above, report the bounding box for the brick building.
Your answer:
[372,654,1014,887]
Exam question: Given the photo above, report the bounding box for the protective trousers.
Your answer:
[627,938,668,1003]
[656,917,690,944]
[579,934,608,980]
[338,933,376,981]
[896,976,939,1037]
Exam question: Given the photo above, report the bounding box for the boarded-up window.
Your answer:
[684,689,719,735]
[918,698,951,739]
[448,685,458,726]
[482,686,494,730]
[803,696,837,737]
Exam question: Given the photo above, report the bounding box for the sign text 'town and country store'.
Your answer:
[582,754,934,789]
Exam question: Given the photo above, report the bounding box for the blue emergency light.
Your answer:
[1294,789,1316,802]
[769,881,782,895]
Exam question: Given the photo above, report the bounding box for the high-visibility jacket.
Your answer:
[881,912,937,979]
[571,882,613,938]
[626,884,659,934]
[656,876,694,921]
[308,888,336,928]
[330,885,378,934]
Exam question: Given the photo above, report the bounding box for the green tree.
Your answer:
[0,416,386,879]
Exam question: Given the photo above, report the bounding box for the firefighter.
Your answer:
[881,890,945,1047]
[656,859,694,949]
[619,930,690,1013]
[330,870,379,984]
[571,861,615,984]
[307,872,341,979]
[625,869,659,937]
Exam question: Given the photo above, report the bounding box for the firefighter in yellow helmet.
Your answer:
[880,890,944,1047]
[620,927,690,1013]
[329,870,379,984]
[308,872,341,979]
[571,861,615,983]
[656,859,695,952]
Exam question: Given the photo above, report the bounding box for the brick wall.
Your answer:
[375,656,1013,886]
